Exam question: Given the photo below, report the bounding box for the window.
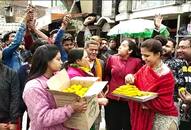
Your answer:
[132,0,176,11]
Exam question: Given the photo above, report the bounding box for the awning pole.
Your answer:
[176,14,181,45]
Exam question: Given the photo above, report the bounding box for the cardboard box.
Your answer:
[47,69,107,130]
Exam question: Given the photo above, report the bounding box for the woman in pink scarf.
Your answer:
[65,48,93,79]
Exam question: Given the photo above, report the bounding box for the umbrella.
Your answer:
[107,19,169,38]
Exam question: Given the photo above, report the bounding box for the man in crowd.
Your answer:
[98,38,109,61]
[53,14,75,62]
[85,39,105,130]
[99,38,119,61]
[61,33,75,55]
[0,5,34,129]
[2,6,32,71]
[177,37,191,130]
[162,37,186,102]
[1,31,16,48]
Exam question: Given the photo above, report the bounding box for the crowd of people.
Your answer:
[0,4,191,130]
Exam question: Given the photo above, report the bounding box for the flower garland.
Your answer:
[70,63,93,76]
[95,58,102,81]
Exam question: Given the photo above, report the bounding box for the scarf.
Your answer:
[70,64,93,76]
[95,58,102,81]
[129,65,178,130]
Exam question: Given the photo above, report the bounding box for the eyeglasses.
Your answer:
[177,46,191,50]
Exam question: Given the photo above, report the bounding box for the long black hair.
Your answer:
[68,48,84,64]
[123,39,141,58]
[64,48,84,69]
[28,44,59,81]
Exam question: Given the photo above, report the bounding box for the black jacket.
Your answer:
[17,63,30,114]
[0,63,21,123]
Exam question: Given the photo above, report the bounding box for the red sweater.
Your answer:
[105,55,142,100]
[129,65,178,130]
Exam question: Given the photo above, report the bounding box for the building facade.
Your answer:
[115,0,191,40]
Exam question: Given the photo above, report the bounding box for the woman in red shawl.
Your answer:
[125,39,178,130]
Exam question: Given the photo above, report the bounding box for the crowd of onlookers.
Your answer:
[0,4,191,130]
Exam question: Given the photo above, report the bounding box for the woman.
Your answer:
[66,48,92,79]
[104,39,142,130]
[125,39,178,130]
[66,48,108,130]
[0,48,21,130]
[23,44,87,130]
